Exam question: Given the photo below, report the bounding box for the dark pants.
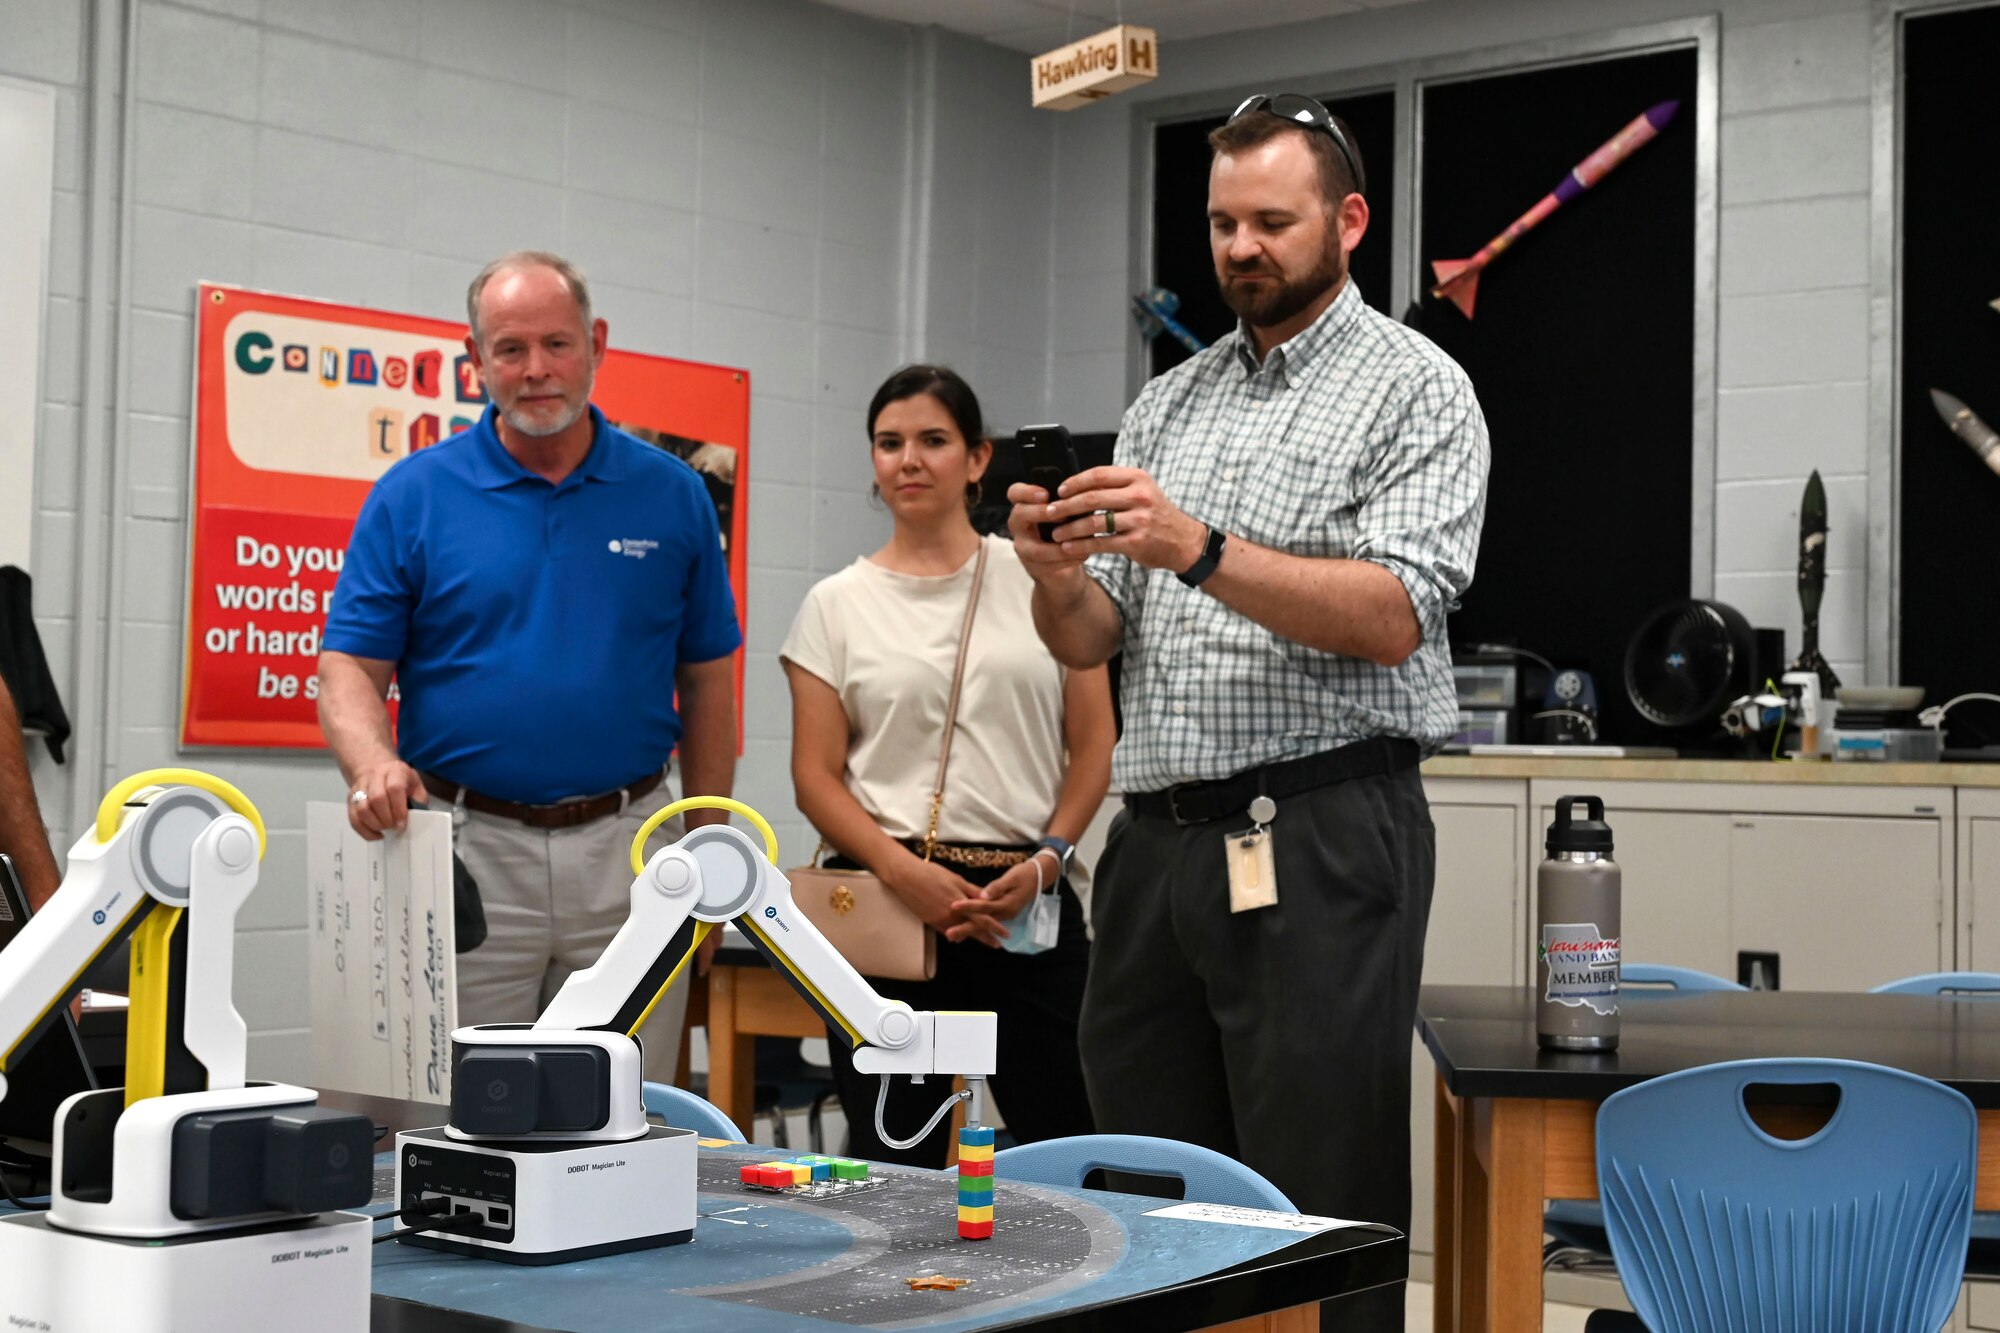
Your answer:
[823,859,1095,1169]
[1079,765,1434,1329]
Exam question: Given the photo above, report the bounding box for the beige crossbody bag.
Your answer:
[790,542,988,981]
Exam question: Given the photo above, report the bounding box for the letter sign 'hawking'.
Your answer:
[1031,24,1158,111]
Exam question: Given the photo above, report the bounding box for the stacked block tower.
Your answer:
[958,1126,994,1240]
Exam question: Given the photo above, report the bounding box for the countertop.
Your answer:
[1421,754,2000,787]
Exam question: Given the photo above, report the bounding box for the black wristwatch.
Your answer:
[1177,524,1226,588]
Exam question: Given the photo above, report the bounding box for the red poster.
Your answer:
[183,283,750,749]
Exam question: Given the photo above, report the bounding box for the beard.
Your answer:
[1218,241,1345,328]
[502,396,588,438]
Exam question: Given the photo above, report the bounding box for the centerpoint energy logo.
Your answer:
[224,311,486,480]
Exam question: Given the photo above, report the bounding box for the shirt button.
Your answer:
[1182,615,1196,628]
[1172,702,1187,716]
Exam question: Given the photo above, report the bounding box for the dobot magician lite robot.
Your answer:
[394,797,999,1263]
[0,770,378,1332]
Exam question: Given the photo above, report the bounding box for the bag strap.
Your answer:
[921,541,989,860]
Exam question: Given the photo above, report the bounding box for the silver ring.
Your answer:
[350,790,369,805]
[1103,511,1117,536]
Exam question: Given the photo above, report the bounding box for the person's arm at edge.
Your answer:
[672,654,737,832]
[0,680,62,909]
[1042,664,1114,848]
[317,649,425,840]
[962,663,1114,921]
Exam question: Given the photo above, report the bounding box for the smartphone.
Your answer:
[1016,424,1080,543]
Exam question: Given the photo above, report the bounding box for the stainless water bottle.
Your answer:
[1536,795,1621,1051]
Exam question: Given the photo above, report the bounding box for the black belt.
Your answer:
[1125,737,1419,826]
[422,770,662,829]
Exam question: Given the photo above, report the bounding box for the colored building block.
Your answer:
[958,1220,993,1240]
[956,1157,993,1178]
[958,1188,994,1210]
[753,1164,793,1187]
[831,1159,869,1181]
[739,1165,763,1185]
[956,1143,994,1164]
[789,1164,813,1186]
[957,1204,994,1223]
[959,1126,996,1147]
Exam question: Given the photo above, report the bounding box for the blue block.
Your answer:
[959,1126,996,1147]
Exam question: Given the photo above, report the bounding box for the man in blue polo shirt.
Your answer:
[319,251,740,1081]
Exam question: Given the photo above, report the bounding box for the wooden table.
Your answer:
[689,933,971,1161]
[1420,985,2000,1332]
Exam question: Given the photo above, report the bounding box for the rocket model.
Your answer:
[1429,99,1681,319]
[1790,470,1840,696]
[1931,388,2000,477]
[1131,287,1207,354]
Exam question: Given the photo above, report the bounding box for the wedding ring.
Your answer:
[1103,511,1117,536]
[350,789,369,805]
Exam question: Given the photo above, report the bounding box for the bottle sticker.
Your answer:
[1540,923,1620,1015]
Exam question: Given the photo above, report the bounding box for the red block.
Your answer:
[957,1158,994,1178]
[958,1220,993,1240]
[755,1165,793,1187]
[738,1165,761,1185]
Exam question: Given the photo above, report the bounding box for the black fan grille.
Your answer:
[1626,603,1741,728]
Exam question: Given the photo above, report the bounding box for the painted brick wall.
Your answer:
[2,0,1056,1079]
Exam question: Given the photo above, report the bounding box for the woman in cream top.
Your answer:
[781,364,1112,1167]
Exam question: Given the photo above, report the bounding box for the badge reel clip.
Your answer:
[1226,794,1279,913]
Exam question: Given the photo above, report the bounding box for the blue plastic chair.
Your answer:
[1619,962,1748,996]
[1593,1058,1975,1333]
[992,1134,1297,1211]
[1870,973,2000,1270]
[642,1081,747,1142]
[1545,965,1747,1266]
[1872,971,2000,998]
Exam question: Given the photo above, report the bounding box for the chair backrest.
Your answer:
[1620,963,1746,999]
[642,1081,747,1142]
[1597,1058,1975,1333]
[992,1134,1297,1212]
[1871,971,2000,998]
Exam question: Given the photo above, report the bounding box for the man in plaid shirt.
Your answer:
[1010,96,1488,1318]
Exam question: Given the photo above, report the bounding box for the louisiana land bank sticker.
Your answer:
[1141,1202,1361,1233]
[1541,922,1620,1015]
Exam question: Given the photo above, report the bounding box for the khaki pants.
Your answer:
[451,788,690,1085]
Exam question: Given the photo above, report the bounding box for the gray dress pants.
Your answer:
[450,793,691,1086]
[1078,763,1434,1329]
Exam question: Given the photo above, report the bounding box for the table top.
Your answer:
[1422,754,2000,786]
[1418,984,2000,1106]
[320,1091,1405,1333]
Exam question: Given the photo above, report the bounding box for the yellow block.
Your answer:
[957,1143,994,1163]
[957,1204,994,1223]
[790,1164,812,1185]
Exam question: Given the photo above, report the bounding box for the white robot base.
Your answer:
[393,1122,697,1264]
[0,1208,372,1332]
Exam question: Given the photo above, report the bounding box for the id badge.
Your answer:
[1001,890,1061,955]
[1225,827,1278,912]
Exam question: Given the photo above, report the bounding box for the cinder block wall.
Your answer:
[3,0,1057,1079]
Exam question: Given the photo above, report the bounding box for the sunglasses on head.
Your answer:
[1229,93,1363,196]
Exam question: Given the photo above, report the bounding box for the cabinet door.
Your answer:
[1967,815,2000,974]
[1411,797,1522,1260]
[1729,816,1944,992]
[1534,806,1735,980]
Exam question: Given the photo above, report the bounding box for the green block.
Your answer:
[831,1159,869,1181]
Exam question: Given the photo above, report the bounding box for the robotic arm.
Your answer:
[0,770,374,1245]
[0,769,266,1109]
[447,799,997,1145]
